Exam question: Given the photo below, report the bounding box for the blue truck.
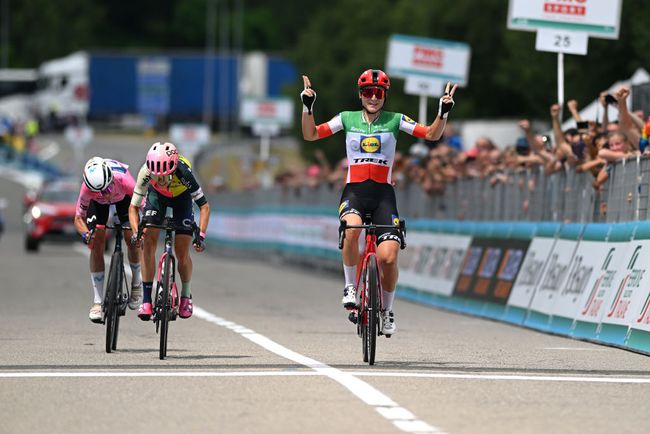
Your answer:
[33,51,297,127]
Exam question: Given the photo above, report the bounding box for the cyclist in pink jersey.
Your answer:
[300,69,457,335]
[74,157,143,323]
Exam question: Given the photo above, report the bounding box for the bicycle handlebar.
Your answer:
[338,219,407,250]
[136,219,202,247]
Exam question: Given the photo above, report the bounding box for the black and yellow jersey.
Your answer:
[130,155,207,207]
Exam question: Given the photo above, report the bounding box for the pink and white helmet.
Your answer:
[146,142,179,176]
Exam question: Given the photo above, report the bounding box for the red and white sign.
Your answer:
[240,97,293,128]
[386,34,471,87]
[169,123,210,152]
[508,0,622,39]
[543,2,586,16]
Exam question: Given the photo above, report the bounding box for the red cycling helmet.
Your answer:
[357,69,390,90]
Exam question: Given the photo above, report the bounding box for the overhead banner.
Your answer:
[507,0,622,39]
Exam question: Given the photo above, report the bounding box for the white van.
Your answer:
[33,51,89,127]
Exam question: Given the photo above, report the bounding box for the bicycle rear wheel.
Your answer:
[159,254,172,360]
[366,256,379,365]
[104,252,122,353]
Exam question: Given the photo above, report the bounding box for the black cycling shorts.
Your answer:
[338,180,402,246]
[142,187,195,236]
[86,195,131,228]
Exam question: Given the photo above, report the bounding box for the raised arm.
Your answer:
[614,86,641,149]
[567,99,583,123]
[425,82,457,141]
[599,91,610,129]
[300,75,319,141]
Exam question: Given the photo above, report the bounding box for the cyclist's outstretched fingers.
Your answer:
[302,75,311,90]
[449,83,458,97]
[444,81,451,95]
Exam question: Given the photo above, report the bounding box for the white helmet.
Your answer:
[83,157,113,192]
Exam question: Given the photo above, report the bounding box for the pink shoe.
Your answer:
[179,296,193,319]
[138,302,153,321]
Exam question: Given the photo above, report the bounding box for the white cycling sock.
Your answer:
[382,290,395,311]
[91,272,105,304]
[129,262,142,288]
[343,264,357,287]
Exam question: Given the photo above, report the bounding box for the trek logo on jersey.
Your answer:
[339,200,350,215]
[352,157,388,165]
[402,115,416,125]
[360,135,381,153]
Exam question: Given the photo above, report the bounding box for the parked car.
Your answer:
[23,179,78,251]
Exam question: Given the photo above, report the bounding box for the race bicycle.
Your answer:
[88,219,130,353]
[138,218,200,360]
[338,215,406,365]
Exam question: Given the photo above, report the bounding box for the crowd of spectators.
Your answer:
[275,85,650,199]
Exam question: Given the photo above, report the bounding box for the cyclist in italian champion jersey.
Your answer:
[300,69,457,335]
[74,157,143,323]
[128,142,210,321]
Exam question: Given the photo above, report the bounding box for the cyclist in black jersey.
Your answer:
[128,142,210,320]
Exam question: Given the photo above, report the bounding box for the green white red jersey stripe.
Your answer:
[316,111,427,184]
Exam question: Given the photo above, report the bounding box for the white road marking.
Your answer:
[351,372,650,384]
[194,306,446,433]
[73,244,445,433]
[4,370,650,384]
[0,371,318,378]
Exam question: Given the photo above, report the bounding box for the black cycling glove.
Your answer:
[438,94,455,119]
[300,89,316,115]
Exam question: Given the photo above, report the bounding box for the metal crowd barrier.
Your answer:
[209,156,649,224]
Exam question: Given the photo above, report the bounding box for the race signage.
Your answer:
[169,123,210,154]
[535,29,588,55]
[64,124,93,148]
[240,97,294,128]
[508,0,623,40]
[386,34,471,87]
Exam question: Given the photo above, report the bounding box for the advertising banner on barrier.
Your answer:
[210,212,339,253]
[453,238,531,304]
[399,232,471,296]
[527,239,578,319]
[550,240,613,323]
[600,242,650,332]
[569,242,629,341]
[507,237,556,309]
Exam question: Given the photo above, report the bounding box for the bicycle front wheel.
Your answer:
[366,256,379,365]
[105,252,122,353]
[159,254,172,360]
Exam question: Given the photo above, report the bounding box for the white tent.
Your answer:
[562,67,650,129]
